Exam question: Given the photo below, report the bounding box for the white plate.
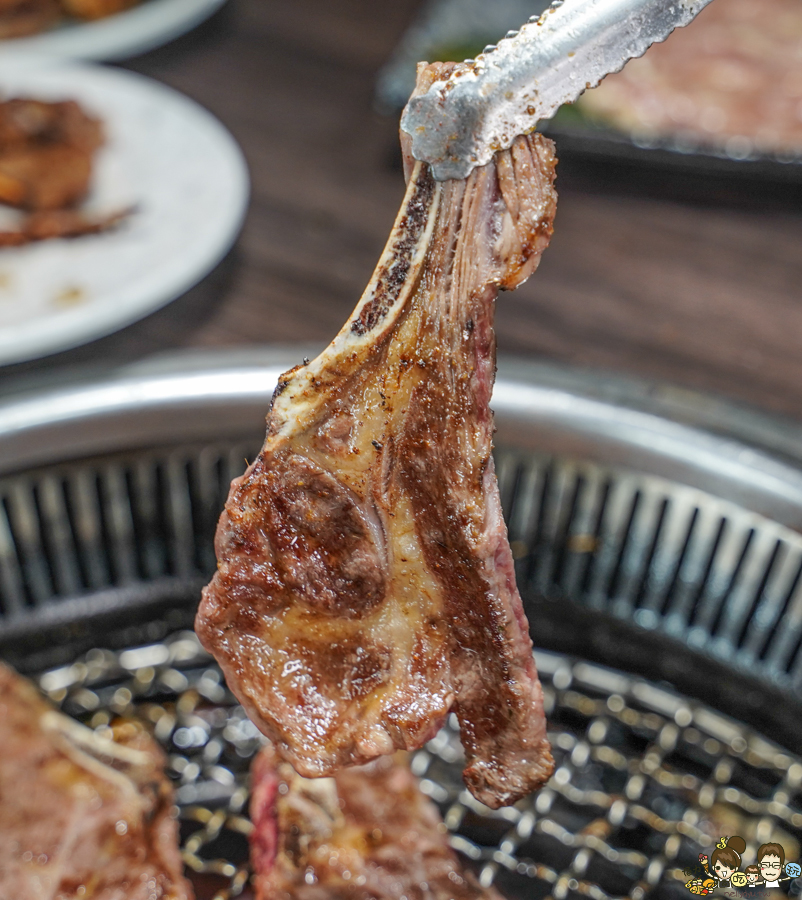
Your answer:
[0,61,249,366]
[2,0,227,61]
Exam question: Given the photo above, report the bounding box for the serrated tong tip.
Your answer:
[401,0,716,181]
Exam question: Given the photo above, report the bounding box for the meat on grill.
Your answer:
[197,62,557,809]
[0,661,193,900]
[250,744,503,900]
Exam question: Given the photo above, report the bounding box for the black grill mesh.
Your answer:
[495,450,802,688]
[3,443,802,692]
[4,440,802,897]
[35,632,802,900]
[0,443,254,614]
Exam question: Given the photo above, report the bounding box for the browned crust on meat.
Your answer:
[351,167,436,336]
[251,745,505,900]
[197,74,558,808]
[0,662,193,900]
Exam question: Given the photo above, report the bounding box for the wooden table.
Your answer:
[6,0,802,421]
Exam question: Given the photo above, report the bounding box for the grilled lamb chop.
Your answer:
[197,63,557,809]
[250,744,503,900]
[0,661,193,900]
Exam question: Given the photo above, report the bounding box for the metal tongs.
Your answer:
[401,0,714,181]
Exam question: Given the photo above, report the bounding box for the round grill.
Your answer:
[3,349,802,899]
[37,629,802,900]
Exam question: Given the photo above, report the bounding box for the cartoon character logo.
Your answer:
[742,865,761,888]
[756,842,794,889]
[685,877,716,895]
[699,836,747,889]
[684,838,800,894]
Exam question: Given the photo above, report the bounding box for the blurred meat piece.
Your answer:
[0,0,139,34]
[0,145,94,209]
[0,98,104,210]
[251,744,503,900]
[197,63,556,809]
[0,97,126,247]
[0,207,130,246]
[0,0,59,38]
[0,98,104,153]
[579,0,802,157]
[0,662,193,900]
[60,0,138,18]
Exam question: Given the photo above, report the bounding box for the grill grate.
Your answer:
[36,631,802,900]
[4,443,802,695]
[494,450,802,689]
[5,358,802,899]
[0,442,255,614]
[3,441,802,732]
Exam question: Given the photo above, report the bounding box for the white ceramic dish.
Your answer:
[0,61,249,366]
[2,0,227,61]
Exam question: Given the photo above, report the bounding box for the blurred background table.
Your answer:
[6,0,802,420]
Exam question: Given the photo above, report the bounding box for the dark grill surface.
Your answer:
[3,420,802,899]
[0,442,253,614]
[3,439,802,727]
[495,450,802,691]
[34,631,802,900]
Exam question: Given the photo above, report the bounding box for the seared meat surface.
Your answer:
[197,64,557,809]
[251,744,503,900]
[0,662,193,900]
